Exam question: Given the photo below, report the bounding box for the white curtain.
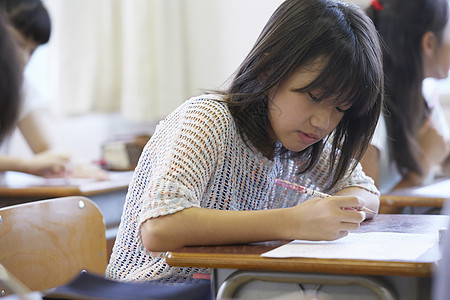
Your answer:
[43,0,313,122]
[45,0,189,122]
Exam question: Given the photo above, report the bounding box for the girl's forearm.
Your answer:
[141,192,369,252]
[0,155,28,173]
[141,206,293,252]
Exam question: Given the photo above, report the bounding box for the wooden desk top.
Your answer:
[380,177,450,207]
[166,214,449,277]
[0,171,133,206]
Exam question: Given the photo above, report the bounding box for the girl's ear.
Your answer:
[421,31,443,78]
[421,31,437,59]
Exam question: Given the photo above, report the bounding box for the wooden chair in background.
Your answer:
[0,196,107,295]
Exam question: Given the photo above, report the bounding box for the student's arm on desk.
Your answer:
[417,115,450,176]
[362,120,450,189]
[18,109,54,154]
[141,196,367,252]
[16,111,109,180]
[396,117,450,187]
[0,152,70,177]
[359,143,428,188]
[0,110,71,177]
[361,140,447,214]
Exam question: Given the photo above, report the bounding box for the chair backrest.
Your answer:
[0,196,107,294]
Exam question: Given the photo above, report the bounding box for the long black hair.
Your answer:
[0,13,22,142]
[366,0,449,176]
[223,0,384,189]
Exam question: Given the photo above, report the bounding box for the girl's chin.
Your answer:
[281,143,309,152]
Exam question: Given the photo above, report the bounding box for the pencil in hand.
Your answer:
[274,178,377,215]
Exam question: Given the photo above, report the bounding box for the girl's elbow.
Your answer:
[141,218,181,252]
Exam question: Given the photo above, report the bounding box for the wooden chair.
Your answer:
[0,196,107,294]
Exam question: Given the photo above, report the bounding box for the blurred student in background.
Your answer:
[0,12,22,143]
[362,0,450,208]
[0,0,108,179]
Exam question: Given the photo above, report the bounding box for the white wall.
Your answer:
[183,0,284,92]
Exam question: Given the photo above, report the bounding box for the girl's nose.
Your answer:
[310,105,332,130]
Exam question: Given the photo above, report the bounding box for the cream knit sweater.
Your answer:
[105,95,378,282]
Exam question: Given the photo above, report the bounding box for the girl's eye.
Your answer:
[336,103,352,113]
[307,91,350,113]
[307,92,320,102]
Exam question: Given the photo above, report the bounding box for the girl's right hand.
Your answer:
[21,151,71,177]
[288,195,366,241]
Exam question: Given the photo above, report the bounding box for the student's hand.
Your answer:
[21,151,71,177]
[290,195,366,241]
[68,163,110,181]
[417,116,450,176]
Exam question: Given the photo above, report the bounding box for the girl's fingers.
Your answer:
[339,220,362,232]
[330,196,368,217]
[341,209,366,223]
[333,195,365,209]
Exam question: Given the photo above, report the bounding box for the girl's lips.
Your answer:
[298,131,319,144]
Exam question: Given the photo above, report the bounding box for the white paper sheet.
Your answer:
[1,170,133,191]
[409,179,450,196]
[261,232,438,261]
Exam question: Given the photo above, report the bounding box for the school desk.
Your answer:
[380,177,450,212]
[0,170,133,258]
[166,214,449,300]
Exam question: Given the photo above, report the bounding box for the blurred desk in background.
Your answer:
[380,177,450,213]
[0,170,133,259]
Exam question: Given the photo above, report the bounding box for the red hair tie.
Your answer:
[371,0,384,11]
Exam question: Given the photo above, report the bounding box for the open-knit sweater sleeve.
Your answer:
[137,97,228,224]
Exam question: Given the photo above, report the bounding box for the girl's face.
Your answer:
[267,59,349,152]
[424,19,450,79]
